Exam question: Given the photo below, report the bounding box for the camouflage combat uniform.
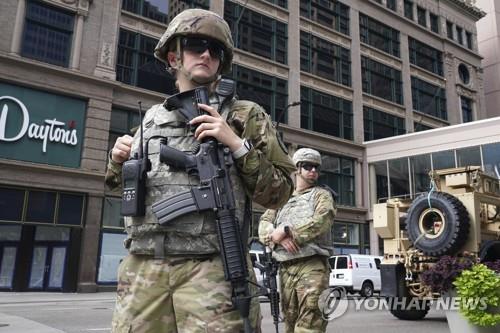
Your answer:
[259,186,336,333]
[106,95,295,333]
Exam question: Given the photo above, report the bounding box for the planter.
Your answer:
[443,291,500,333]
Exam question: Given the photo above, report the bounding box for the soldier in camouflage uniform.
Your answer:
[259,148,337,333]
[105,8,295,333]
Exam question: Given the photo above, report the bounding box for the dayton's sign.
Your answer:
[0,96,78,153]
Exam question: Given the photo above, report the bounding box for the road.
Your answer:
[0,292,450,332]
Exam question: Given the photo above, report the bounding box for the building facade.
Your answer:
[477,0,500,117]
[0,0,486,292]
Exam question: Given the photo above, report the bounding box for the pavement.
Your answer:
[0,292,115,333]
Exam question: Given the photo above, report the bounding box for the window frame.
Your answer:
[361,57,403,105]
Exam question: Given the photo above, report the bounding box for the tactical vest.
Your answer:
[124,96,248,257]
[273,187,334,262]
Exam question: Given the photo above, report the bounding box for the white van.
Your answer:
[328,254,383,297]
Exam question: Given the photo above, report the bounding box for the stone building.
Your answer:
[0,0,486,292]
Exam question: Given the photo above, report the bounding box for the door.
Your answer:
[28,244,67,290]
[0,244,17,290]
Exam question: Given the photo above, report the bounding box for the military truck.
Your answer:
[373,166,500,320]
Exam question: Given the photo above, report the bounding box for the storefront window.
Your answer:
[410,154,432,196]
[97,233,128,283]
[26,191,56,223]
[34,226,70,241]
[456,146,481,168]
[432,150,455,170]
[102,198,124,229]
[389,158,409,198]
[0,188,25,222]
[57,194,84,226]
[482,143,500,178]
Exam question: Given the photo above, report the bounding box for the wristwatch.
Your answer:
[232,139,253,159]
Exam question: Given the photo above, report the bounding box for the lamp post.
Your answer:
[275,101,300,131]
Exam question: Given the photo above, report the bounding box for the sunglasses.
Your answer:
[301,163,320,172]
[181,37,225,60]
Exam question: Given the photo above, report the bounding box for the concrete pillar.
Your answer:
[287,0,301,128]
[10,0,26,55]
[71,14,85,70]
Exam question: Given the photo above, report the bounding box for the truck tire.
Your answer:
[388,298,429,320]
[360,281,374,297]
[406,192,470,256]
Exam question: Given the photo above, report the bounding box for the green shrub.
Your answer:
[453,264,500,326]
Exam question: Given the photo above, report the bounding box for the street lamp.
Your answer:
[274,101,301,131]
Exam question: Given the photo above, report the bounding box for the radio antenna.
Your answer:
[138,101,144,159]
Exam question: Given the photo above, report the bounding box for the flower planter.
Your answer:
[443,291,500,333]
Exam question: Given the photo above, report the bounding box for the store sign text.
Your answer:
[0,96,78,153]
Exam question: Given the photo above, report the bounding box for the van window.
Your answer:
[336,256,348,269]
[374,258,381,270]
[328,257,336,269]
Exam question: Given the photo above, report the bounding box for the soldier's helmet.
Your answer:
[292,148,322,167]
[154,9,234,74]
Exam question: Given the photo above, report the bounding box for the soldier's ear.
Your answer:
[167,51,177,67]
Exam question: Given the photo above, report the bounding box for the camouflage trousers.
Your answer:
[111,254,261,333]
[279,256,329,333]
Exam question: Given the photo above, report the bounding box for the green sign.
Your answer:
[0,83,87,168]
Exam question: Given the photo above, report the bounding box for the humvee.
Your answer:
[373,166,500,320]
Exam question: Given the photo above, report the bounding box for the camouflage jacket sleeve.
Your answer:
[228,101,295,209]
[258,209,278,246]
[291,188,336,246]
[104,156,123,191]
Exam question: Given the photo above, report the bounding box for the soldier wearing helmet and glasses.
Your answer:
[259,148,337,333]
[105,8,295,333]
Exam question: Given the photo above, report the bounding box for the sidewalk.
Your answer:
[0,292,116,333]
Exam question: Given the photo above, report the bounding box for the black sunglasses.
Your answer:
[301,163,320,172]
[181,37,225,60]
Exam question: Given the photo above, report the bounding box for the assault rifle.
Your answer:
[151,83,254,333]
[253,246,281,333]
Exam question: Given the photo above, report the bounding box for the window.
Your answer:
[336,256,348,269]
[109,107,142,150]
[417,6,426,27]
[414,121,433,132]
[482,142,500,178]
[447,21,454,39]
[389,158,409,197]
[461,96,473,123]
[231,65,288,121]
[319,154,355,206]
[225,1,287,64]
[359,14,400,57]
[404,1,414,20]
[26,191,56,223]
[0,187,84,225]
[456,26,463,45]
[409,37,443,76]
[458,64,470,84]
[300,0,350,35]
[0,188,25,221]
[457,146,481,167]
[410,154,432,195]
[97,233,128,284]
[363,106,405,141]
[386,0,397,11]
[430,13,439,33]
[21,1,75,67]
[300,32,351,86]
[263,0,287,8]
[361,57,403,105]
[57,193,84,226]
[121,0,171,24]
[116,29,176,94]
[301,86,353,140]
[411,77,447,120]
[466,31,473,50]
[333,222,362,252]
[102,198,125,229]
[432,150,456,170]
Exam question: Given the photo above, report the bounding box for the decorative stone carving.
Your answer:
[100,42,113,68]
